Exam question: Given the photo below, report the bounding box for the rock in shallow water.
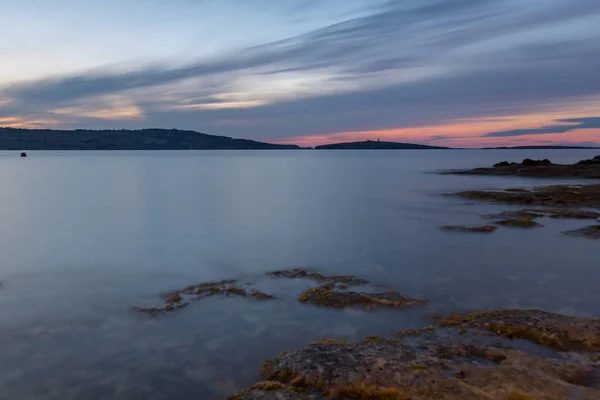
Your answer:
[493,218,542,228]
[441,225,497,233]
[298,286,428,310]
[562,225,600,239]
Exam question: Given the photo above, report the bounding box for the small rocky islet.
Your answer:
[444,155,600,178]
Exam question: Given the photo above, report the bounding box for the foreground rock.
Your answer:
[439,309,600,352]
[487,208,600,220]
[135,279,275,317]
[298,286,428,310]
[228,309,600,399]
[448,184,600,208]
[563,225,600,239]
[229,336,599,399]
[440,225,497,233]
[445,157,600,178]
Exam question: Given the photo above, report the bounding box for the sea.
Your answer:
[0,149,598,399]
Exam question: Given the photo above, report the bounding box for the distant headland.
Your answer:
[1,127,599,150]
[0,128,300,150]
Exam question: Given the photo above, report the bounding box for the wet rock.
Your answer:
[493,218,542,228]
[563,225,600,239]
[441,225,497,233]
[447,184,600,208]
[135,279,274,316]
[267,269,369,286]
[20,152,27,158]
[298,286,428,310]
[250,290,276,300]
[224,381,314,400]
[577,159,600,166]
[232,336,599,399]
[439,309,600,352]
[525,208,600,219]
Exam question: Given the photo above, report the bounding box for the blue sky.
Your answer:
[2,0,600,147]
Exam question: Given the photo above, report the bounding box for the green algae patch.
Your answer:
[438,309,600,352]
[234,332,599,400]
[298,286,428,311]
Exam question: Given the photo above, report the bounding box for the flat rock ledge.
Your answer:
[446,184,600,208]
[227,309,600,399]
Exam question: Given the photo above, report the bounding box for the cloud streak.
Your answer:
[485,117,600,137]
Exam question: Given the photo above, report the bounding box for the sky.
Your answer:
[1,0,600,148]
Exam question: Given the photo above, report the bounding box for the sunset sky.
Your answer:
[1,0,600,148]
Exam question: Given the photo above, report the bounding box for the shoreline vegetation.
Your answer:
[2,127,600,150]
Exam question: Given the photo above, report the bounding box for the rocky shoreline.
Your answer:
[444,156,600,178]
[133,268,599,399]
[440,183,600,238]
[228,309,599,399]
[134,156,600,399]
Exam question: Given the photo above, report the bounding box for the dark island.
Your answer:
[315,140,448,150]
[0,128,300,150]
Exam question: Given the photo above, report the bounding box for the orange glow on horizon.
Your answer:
[275,99,600,148]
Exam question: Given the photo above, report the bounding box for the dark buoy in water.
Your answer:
[20,152,27,158]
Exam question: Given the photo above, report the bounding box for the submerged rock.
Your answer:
[298,286,428,310]
[533,208,600,219]
[493,218,542,228]
[267,269,369,286]
[134,279,275,317]
[439,309,600,352]
[562,225,600,239]
[230,335,599,399]
[441,225,497,233]
[486,210,545,220]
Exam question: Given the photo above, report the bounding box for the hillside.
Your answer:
[314,140,448,150]
[0,128,300,150]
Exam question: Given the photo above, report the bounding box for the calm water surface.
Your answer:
[0,150,598,399]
